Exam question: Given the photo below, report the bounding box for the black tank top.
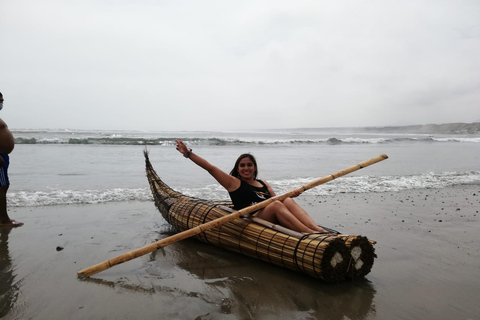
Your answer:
[229,180,272,210]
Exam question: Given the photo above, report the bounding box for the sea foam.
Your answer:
[9,171,480,207]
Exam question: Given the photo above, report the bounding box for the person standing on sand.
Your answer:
[0,92,23,228]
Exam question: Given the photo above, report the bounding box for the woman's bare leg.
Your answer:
[282,198,327,232]
[255,200,317,233]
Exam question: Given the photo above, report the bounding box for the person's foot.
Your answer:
[0,220,24,228]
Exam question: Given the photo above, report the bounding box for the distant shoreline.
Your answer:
[361,122,480,134]
[10,122,480,134]
[291,122,480,134]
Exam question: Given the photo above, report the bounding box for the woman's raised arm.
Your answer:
[175,139,239,192]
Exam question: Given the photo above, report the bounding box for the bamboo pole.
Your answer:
[77,154,388,278]
[218,205,305,239]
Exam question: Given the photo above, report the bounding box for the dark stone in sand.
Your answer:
[220,298,233,314]
[56,246,64,251]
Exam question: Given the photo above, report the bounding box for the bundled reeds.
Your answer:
[145,153,377,282]
[336,235,377,280]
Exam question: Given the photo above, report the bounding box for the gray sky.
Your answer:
[1,0,479,131]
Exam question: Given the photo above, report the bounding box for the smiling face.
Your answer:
[237,157,256,181]
[230,154,258,181]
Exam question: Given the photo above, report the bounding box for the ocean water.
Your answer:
[8,128,480,207]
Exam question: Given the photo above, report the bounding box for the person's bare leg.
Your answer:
[282,198,327,232]
[255,200,317,233]
[0,186,22,227]
[0,186,11,223]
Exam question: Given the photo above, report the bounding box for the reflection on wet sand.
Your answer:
[0,228,19,318]
[169,239,377,320]
[86,227,376,320]
[80,277,155,294]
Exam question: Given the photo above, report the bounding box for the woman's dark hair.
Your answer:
[230,153,258,179]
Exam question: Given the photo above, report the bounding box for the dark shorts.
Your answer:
[0,153,10,187]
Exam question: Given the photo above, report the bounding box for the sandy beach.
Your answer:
[1,185,479,320]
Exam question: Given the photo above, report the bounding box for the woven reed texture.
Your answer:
[145,152,375,282]
[337,235,377,280]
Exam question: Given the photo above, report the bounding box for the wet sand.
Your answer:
[1,185,479,320]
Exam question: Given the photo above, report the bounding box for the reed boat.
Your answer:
[145,152,376,282]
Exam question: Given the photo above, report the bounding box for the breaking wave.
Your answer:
[13,136,480,145]
[9,171,480,207]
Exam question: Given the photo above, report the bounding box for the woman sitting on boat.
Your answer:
[175,139,328,233]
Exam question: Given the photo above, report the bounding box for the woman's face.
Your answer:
[237,157,256,180]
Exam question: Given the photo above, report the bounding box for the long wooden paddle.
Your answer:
[77,154,388,278]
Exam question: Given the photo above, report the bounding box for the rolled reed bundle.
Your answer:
[146,165,375,281]
[141,151,373,282]
[163,199,350,282]
[336,235,377,280]
[144,153,379,282]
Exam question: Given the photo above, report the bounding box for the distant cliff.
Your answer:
[364,122,480,134]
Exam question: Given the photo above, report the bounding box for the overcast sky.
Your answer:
[1,0,479,131]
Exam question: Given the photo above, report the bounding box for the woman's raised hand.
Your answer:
[175,139,188,156]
